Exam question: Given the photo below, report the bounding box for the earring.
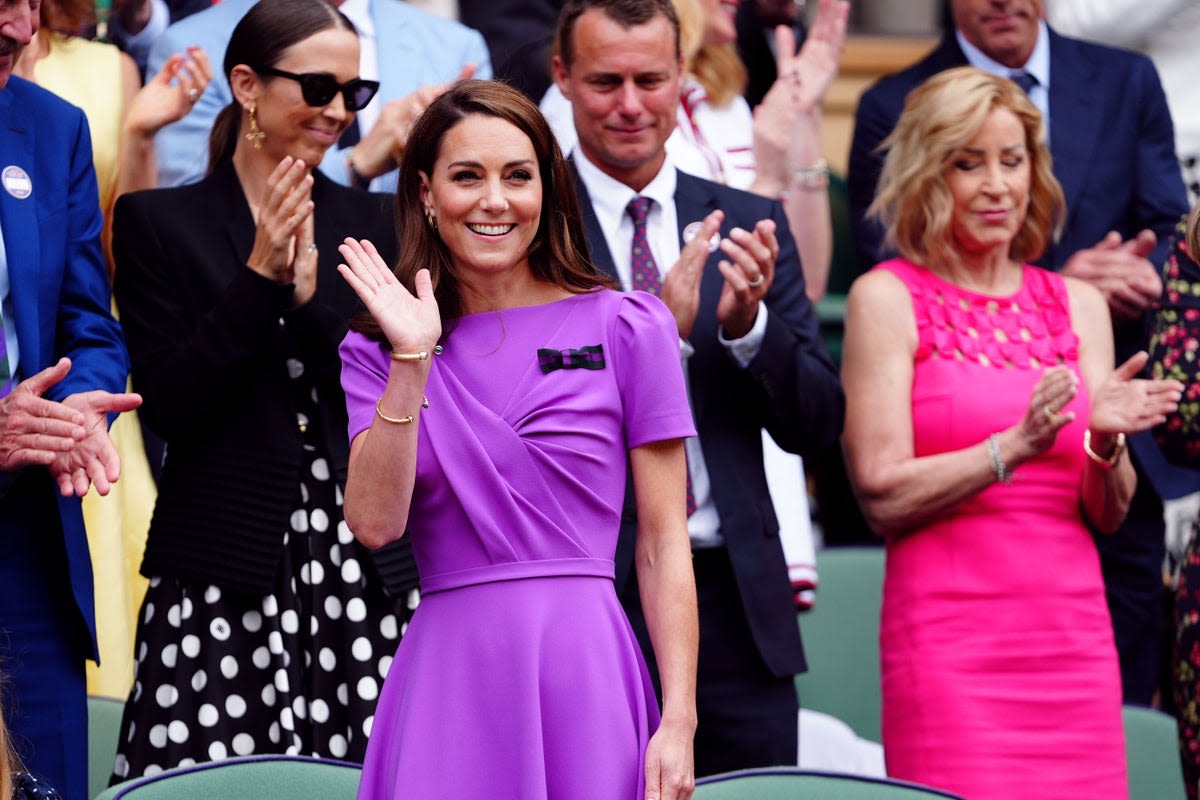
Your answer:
[245,105,265,150]
[425,210,438,232]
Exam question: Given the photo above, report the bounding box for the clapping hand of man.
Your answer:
[0,358,141,496]
[1062,229,1163,321]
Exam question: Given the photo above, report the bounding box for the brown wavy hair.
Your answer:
[868,66,1064,270]
[1187,201,1200,262]
[352,79,608,339]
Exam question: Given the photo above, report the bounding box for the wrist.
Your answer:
[1084,429,1126,469]
[788,157,830,192]
[345,149,369,190]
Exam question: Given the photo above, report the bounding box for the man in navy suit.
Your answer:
[0,1,141,795]
[551,0,844,775]
[847,0,1192,706]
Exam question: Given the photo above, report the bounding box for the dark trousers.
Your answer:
[0,472,88,800]
[691,547,798,777]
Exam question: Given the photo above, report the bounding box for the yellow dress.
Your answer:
[35,33,155,700]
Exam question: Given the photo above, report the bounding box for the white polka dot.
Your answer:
[208,741,227,761]
[210,617,231,641]
[144,764,163,777]
[329,734,348,759]
[379,615,398,639]
[310,699,330,724]
[282,650,292,668]
[113,755,128,778]
[335,484,344,506]
[310,616,320,636]
[134,680,143,702]
[204,585,222,604]
[191,670,207,692]
[285,740,300,756]
[198,704,219,727]
[138,641,148,662]
[263,596,279,617]
[242,610,263,633]
[280,707,295,731]
[337,683,349,705]
[363,715,374,738]
[220,655,239,679]
[268,722,281,744]
[302,561,325,586]
[156,685,179,708]
[282,531,290,547]
[252,646,271,670]
[329,545,343,567]
[127,721,137,743]
[337,521,354,545]
[319,648,337,672]
[232,733,255,756]
[143,603,155,624]
[181,597,194,619]
[324,596,342,620]
[177,758,196,768]
[167,721,189,744]
[181,634,201,658]
[310,509,330,532]
[311,458,330,481]
[346,598,367,622]
[407,589,421,610]
[167,604,182,627]
[280,610,299,634]
[149,724,168,748]
[300,482,310,504]
[161,643,179,668]
[261,684,277,706]
[292,696,307,720]
[226,695,247,718]
[268,631,284,655]
[378,655,393,679]
[341,559,362,584]
[286,358,304,379]
[357,676,378,702]
[290,509,309,533]
[351,637,372,662]
[275,669,290,693]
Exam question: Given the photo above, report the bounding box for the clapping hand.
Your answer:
[337,238,442,355]
[1089,351,1183,436]
[716,219,780,339]
[124,46,213,138]
[1061,230,1163,321]
[1016,364,1079,455]
[246,156,316,303]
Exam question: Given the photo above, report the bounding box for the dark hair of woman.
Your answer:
[207,0,355,170]
[353,79,609,339]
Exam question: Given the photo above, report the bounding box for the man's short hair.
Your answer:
[555,0,682,70]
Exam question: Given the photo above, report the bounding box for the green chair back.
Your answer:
[1124,705,1186,800]
[93,755,362,799]
[794,546,885,742]
[694,768,963,799]
[88,696,125,800]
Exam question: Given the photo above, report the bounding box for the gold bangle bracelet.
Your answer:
[391,351,429,362]
[1083,430,1126,469]
[375,398,415,425]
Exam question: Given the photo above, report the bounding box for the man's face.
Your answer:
[552,9,683,191]
[0,0,39,89]
[951,0,1041,69]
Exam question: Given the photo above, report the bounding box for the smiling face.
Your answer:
[0,0,38,88]
[946,106,1032,260]
[239,27,361,167]
[419,114,543,283]
[951,0,1040,68]
[553,8,683,191]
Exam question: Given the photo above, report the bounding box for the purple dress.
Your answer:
[340,288,696,799]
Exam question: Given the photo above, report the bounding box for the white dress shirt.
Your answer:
[957,20,1052,140]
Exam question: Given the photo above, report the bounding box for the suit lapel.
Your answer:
[1045,30,1099,258]
[0,87,43,373]
[208,160,257,269]
[569,159,618,281]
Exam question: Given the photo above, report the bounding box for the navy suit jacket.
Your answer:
[573,166,845,678]
[847,28,1187,277]
[0,77,130,660]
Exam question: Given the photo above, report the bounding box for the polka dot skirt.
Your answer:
[111,359,416,783]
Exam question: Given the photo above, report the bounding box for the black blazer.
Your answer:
[113,160,415,595]
[574,166,845,678]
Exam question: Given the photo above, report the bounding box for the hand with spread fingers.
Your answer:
[246,156,315,288]
[1089,350,1183,437]
[49,388,143,498]
[124,46,214,139]
[0,359,87,471]
[661,209,723,340]
[337,237,442,356]
[716,218,779,339]
[1062,230,1163,321]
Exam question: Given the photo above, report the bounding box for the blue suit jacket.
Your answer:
[0,78,130,659]
[148,0,492,189]
[574,166,845,679]
[847,28,1187,276]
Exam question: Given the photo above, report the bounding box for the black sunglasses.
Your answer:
[255,66,380,111]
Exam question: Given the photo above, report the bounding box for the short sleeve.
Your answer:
[612,291,697,449]
[340,330,391,443]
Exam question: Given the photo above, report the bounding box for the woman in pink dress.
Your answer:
[840,66,1183,799]
[337,80,698,799]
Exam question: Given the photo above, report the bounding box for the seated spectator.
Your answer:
[146,0,492,191]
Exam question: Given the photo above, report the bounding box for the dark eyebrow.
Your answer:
[446,159,536,170]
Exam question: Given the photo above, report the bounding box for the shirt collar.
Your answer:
[573,147,677,224]
[956,19,1050,90]
[339,0,374,40]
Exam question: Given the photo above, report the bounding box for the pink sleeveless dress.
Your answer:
[877,259,1127,798]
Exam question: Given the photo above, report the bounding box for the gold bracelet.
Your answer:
[391,350,429,362]
[1083,430,1126,469]
[375,398,415,425]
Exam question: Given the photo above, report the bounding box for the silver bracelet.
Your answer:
[789,157,830,191]
[986,433,1013,484]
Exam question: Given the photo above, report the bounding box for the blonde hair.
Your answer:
[0,686,15,800]
[670,0,745,108]
[868,66,1064,269]
[1188,201,1200,261]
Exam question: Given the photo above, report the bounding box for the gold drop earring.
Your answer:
[425,210,438,232]
[245,105,265,150]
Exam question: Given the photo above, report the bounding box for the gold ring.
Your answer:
[1042,404,1055,422]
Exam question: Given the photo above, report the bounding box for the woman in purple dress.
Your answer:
[337,80,699,800]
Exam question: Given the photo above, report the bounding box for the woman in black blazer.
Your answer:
[109,0,415,781]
